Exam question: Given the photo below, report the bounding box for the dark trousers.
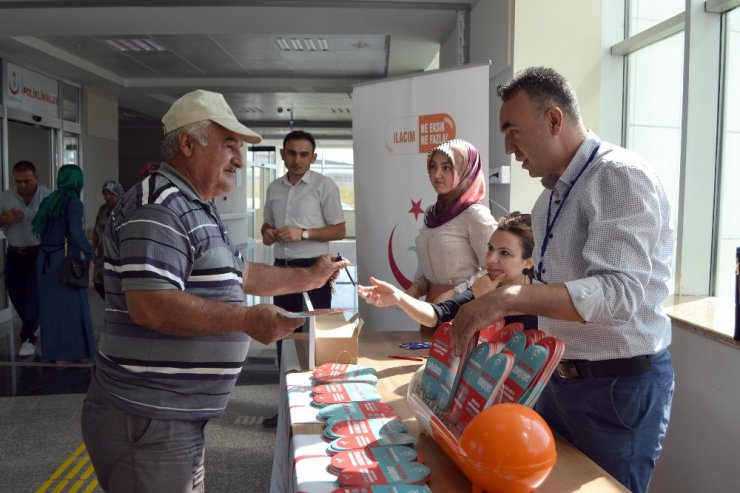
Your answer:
[5,249,40,344]
[273,257,332,366]
[536,350,674,493]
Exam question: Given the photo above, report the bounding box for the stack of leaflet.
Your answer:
[417,322,476,415]
[516,336,565,407]
[410,321,565,439]
[313,363,379,385]
[312,382,383,407]
[445,342,514,437]
[300,363,432,492]
[332,486,432,493]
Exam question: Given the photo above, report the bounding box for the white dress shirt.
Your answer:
[264,170,345,260]
[533,131,674,360]
[0,185,50,247]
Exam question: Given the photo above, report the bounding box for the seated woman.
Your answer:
[358,213,536,329]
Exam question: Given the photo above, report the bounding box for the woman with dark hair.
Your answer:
[359,213,537,329]
[407,139,496,333]
[92,180,124,299]
[33,165,95,366]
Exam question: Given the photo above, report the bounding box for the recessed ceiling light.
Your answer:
[104,37,166,52]
[105,39,127,51]
[275,37,290,51]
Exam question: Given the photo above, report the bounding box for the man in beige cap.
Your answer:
[81,89,349,492]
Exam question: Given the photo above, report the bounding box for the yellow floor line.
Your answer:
[80,464,95,480]
[35,444,99,493]
[67,479,86,493]
[50,480,69,493]
[83,481,99,493]
[65,455,89,479]
[35,480,53,493]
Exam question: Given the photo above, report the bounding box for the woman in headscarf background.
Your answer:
[33,165,95,366]
[92,180,124,299]
[407,139,496,334]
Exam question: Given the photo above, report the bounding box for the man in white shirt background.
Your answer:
[0,160,50,357]
[260,130,346,427]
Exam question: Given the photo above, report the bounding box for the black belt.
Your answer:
[556,350,666,379]
[274,257,319,268]
[7,245,39,255]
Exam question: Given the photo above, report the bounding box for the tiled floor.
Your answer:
[0,239,359,492]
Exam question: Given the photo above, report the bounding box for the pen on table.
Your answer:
[336,253,356,286]
[399,341,431,350]
[388,355,426,362]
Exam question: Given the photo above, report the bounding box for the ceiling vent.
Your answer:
[105,37,165,52]
[275,37,329,52]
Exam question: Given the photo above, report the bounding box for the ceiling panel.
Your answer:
[0,1,473,137]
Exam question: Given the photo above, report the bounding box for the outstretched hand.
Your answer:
[357,276,402,308]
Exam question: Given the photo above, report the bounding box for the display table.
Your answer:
[269,331,628,493]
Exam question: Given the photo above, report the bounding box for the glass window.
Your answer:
[316,147,354,211]
[715,7,740,298]
[63,132,79,166]
[628,0,684,35]
[624,32,684,290]
[61,83,80,123]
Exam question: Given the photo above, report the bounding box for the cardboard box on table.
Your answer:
[302,293,363,370]
[308,312,363,370]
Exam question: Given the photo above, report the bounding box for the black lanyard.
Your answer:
[536,142,601,283]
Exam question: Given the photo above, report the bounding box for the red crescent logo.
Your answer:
[8,72,20,96]
[388,225,412,289]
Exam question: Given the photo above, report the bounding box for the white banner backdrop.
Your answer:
[353,63,490,331]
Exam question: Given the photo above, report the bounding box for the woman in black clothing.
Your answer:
[358,213,537,329]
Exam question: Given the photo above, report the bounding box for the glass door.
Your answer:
[0,113,10,325]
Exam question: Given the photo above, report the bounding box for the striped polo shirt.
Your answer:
[93,163,250,420]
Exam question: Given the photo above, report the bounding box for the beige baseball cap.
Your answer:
[162,89,262,144]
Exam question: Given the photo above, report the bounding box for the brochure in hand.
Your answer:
[283,308,350,318]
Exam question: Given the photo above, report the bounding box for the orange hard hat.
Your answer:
[457,403,557,493]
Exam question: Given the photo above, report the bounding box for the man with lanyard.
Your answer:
[260,130,346,427]
[450,67,674,493]
[81,90,348,492]
[0,160,50,357]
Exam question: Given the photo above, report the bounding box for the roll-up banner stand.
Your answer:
[353,62,490,331]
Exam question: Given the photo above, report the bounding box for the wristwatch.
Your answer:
[301,228,309,240]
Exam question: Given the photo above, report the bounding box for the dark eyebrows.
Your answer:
[286,150,313,157]
[500,121,513,133]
